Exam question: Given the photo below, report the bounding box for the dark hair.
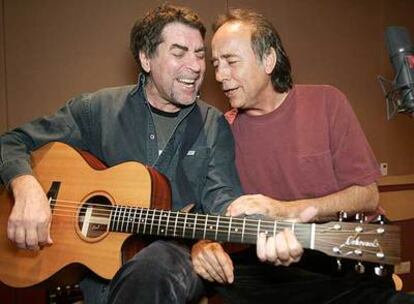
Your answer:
[213,8,292,93]
[130,4,206,74]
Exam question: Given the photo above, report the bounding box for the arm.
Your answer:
[198,110,243,214]
[226,182,379,222]
[0,96,91,249]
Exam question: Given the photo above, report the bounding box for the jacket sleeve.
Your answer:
[0,95,92,186]
[200,113,243,215]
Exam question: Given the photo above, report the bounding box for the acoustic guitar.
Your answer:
[0,142,401,288]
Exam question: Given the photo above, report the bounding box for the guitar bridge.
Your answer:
[47,181,61,211]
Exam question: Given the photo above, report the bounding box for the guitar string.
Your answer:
[48,199,390,234]
[49,198,315,224]
[49,200,312,231]
[50,206,388,239]
[49,211,313,238]
[49,208,393,241]
[46,211,397,261]
[48,209,394,248]
[48,200,397,253]
[47,202,397,258]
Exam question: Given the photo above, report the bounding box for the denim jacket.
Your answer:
[0,77,242,214]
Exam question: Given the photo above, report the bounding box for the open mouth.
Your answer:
[177,78,196,88]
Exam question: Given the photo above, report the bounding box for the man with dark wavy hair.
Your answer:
[1,4,242,304]
[192,8,413,304]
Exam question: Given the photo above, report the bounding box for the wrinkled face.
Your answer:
[212,21,272,111]
[140,22,206,111]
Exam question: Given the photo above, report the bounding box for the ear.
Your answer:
[262,47,277,75]
[139,50,151,73]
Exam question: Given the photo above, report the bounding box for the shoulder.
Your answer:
[88,85,136,103]
[294,84,347,101]
[69,85,136,111]
[293,84,351,114]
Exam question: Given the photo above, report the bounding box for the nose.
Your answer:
[186,54,204,74]
[215,63,229,83]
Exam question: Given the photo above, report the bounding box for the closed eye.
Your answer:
[172,52,185,58]
[196,51,205,60]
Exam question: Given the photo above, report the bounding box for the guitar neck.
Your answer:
[108,206,314,248]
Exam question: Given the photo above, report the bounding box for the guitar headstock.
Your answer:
[314,221,401,265]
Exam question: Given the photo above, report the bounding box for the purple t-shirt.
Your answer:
[226,85,380,201]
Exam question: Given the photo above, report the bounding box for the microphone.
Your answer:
[379,26,414,119]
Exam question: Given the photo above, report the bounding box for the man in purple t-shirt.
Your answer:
[191,8,412,304]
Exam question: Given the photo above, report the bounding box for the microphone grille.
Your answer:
[385,26,413,57]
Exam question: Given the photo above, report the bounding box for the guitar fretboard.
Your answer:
[108,206,314,248]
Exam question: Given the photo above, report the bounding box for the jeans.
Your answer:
[80,240,205,304]
[213,247,410,304]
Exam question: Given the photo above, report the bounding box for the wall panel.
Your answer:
[3,0,164,128]
[0,0,7,134]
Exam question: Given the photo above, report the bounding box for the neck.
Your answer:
[245,87,289,116]
[144,79,181,113]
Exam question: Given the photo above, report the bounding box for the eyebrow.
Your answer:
[170,44,188,52]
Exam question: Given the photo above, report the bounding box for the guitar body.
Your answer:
[0,142,171,288]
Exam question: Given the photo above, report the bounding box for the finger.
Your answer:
[202,250,226,283]
[225,204,233,216]
[47,220,53,244]
[275,230,290,263]
[256,232,267,262]
[285,229,303,262]
[37,222,48,245]
[226,196,251,217]
[14,226,26,249]
[214,249,234,283]
[26,227,40,251]
[203,261,225,283]
[265,236,277,263]
[193,262,215,282]
[7,221,16,242]
[227,203,243,217]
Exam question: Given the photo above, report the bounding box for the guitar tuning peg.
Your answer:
[355,212,365,223]
[376,214,385,225]
[355,262,365,274]
[336,258,342,271]
[338,211,348,222]
[374,265,387,277]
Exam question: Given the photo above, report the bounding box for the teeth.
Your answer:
[178,78,195,84]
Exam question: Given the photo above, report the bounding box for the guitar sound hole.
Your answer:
[77,195,112,239]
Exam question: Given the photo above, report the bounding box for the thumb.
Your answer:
[47,221,53,244]
[298,206,318,223]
